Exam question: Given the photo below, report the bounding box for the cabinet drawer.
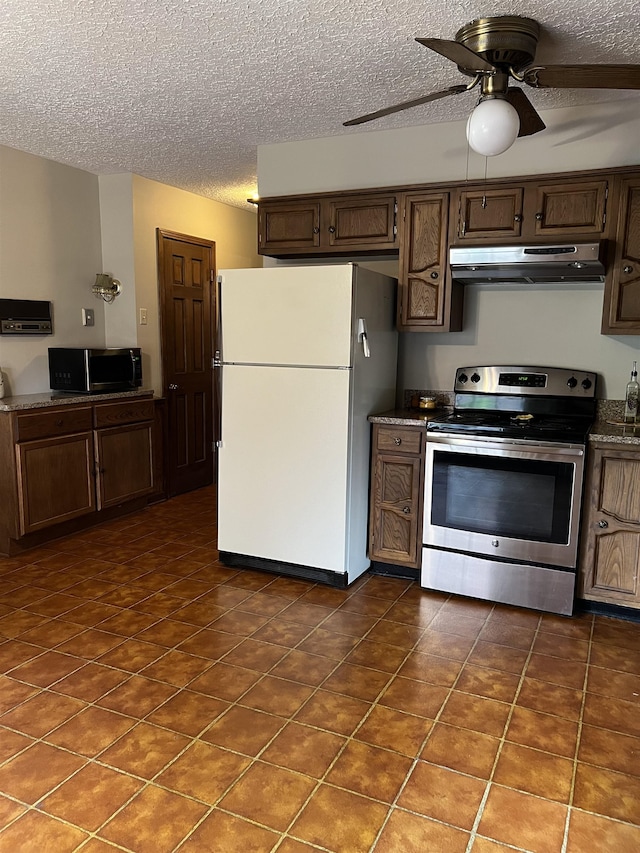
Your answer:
[94,399,154,428]
[14,407,93,442]
[376,426,423,455]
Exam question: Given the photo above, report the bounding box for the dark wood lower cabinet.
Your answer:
[0,395,162,556]
[16,432,95,534]
[368,423,425,570]
[579,442,640,609]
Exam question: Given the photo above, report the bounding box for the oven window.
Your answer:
[431,451,574,544]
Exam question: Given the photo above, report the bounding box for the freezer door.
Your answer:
[219,265,354,367]
[218,364,364,575]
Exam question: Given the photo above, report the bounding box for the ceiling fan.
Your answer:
[343,16,640,155]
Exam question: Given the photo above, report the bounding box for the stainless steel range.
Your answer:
[422,365,597,616]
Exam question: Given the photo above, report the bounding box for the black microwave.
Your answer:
[48,348,143,394]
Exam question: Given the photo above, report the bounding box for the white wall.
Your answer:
[257,99,640,399]
[0,146,104,396]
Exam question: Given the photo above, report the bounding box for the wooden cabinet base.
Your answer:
[0,395,165,557]
[0,496,149,557]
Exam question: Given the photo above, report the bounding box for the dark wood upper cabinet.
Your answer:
[453,178,609,243]
[455,186,524,241]
[258,199,321,253]
[602,176,640,333]
[258,192,397,256]
[398,191,462,332]
[531,180,608,237]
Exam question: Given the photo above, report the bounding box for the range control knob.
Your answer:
[567,376,578,389]
[581,378,592,390]
[471,373,481,383]
[458,372,468,384]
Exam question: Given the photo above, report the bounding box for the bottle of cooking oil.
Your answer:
[624,361,639,424]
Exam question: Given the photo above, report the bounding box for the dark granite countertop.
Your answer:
[368,407,447,426]
[589,419,640,445]
[0,388,155,412]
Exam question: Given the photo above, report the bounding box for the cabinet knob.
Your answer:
[402,506,410,514]
[535,212,543,221]
[168,384,178,391]
[328,226,336,234]
[624,265,633,275]
[394,437,402,445]
[313,227,320,234]
[514,214,523,222]
[598,519,609,528]
[55,419,63,426]
[430,271,439,279]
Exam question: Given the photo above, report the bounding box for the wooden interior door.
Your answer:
[157,230,216,496]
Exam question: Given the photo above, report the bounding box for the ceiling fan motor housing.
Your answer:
[455,16,540,74]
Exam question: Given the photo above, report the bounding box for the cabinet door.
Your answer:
[601,176,640,333]
[16,433,95,535]
[398,192,462,331]
[258,200,321,253]
[456,187,524,240]
[326,194,397,250]
[531,180,608,237]
[369,425,424,568]
[95,423,154,510]
[580,447,640,606]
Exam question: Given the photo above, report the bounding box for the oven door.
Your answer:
[424,434,585,569]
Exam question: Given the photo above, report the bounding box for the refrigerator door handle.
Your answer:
[215,275,223,448]
[357,318,371,358]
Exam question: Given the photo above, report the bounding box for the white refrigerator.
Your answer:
[216,263,398,586]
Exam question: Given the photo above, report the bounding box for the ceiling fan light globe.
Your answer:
[466,98,520,156]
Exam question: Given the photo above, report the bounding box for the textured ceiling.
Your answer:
[1,1,639,209]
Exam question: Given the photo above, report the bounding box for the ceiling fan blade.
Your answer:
[524,64,640,89]
[343,84,468,127]
[416,38,497,73]
[505,87,546,137]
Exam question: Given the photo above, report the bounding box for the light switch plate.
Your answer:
[82,308,95,327]
[139,308,148,325]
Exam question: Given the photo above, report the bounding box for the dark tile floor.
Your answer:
[0,486,639,852]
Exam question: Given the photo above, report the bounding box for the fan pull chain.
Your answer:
[482,157,488,207]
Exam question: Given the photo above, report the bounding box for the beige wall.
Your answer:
[129,175,261,394]
[257,99,640,399]
[1,150,260,398]
[0,146,103,396]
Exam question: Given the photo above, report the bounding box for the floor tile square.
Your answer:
[0,810,88,852]
[201,705,285,755]
[261,721,345,777]
[325,739,413,802]
[374,808,470,853]
[219,761,316,830]
[492,741,574,802]
[99,722,191,778]
[41,763,143,830]
[477,784,567,853]
[295,689,370,735]
[45,705,136,757]
[176,810,279,852]
[0,741,86,803]
[99,784,208,853]
[421,723,500,779]
[397,761,486,829]
[157,740,251,803]
[145,690,228,735]
[573,763,640,823]
[355,704,431,756]
[290,783,389,852]
[240,675,315,717]
[439,691,510,737]
[566,808,640,853]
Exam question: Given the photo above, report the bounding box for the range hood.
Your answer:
[449,243,605,284]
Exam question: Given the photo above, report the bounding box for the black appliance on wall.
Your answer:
[48,347,143,394]
[0,299,53,334]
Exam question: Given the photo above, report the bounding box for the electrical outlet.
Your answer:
[82,308,95,327]
[139,308,148,325]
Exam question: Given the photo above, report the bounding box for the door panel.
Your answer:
[158,229,215,496]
